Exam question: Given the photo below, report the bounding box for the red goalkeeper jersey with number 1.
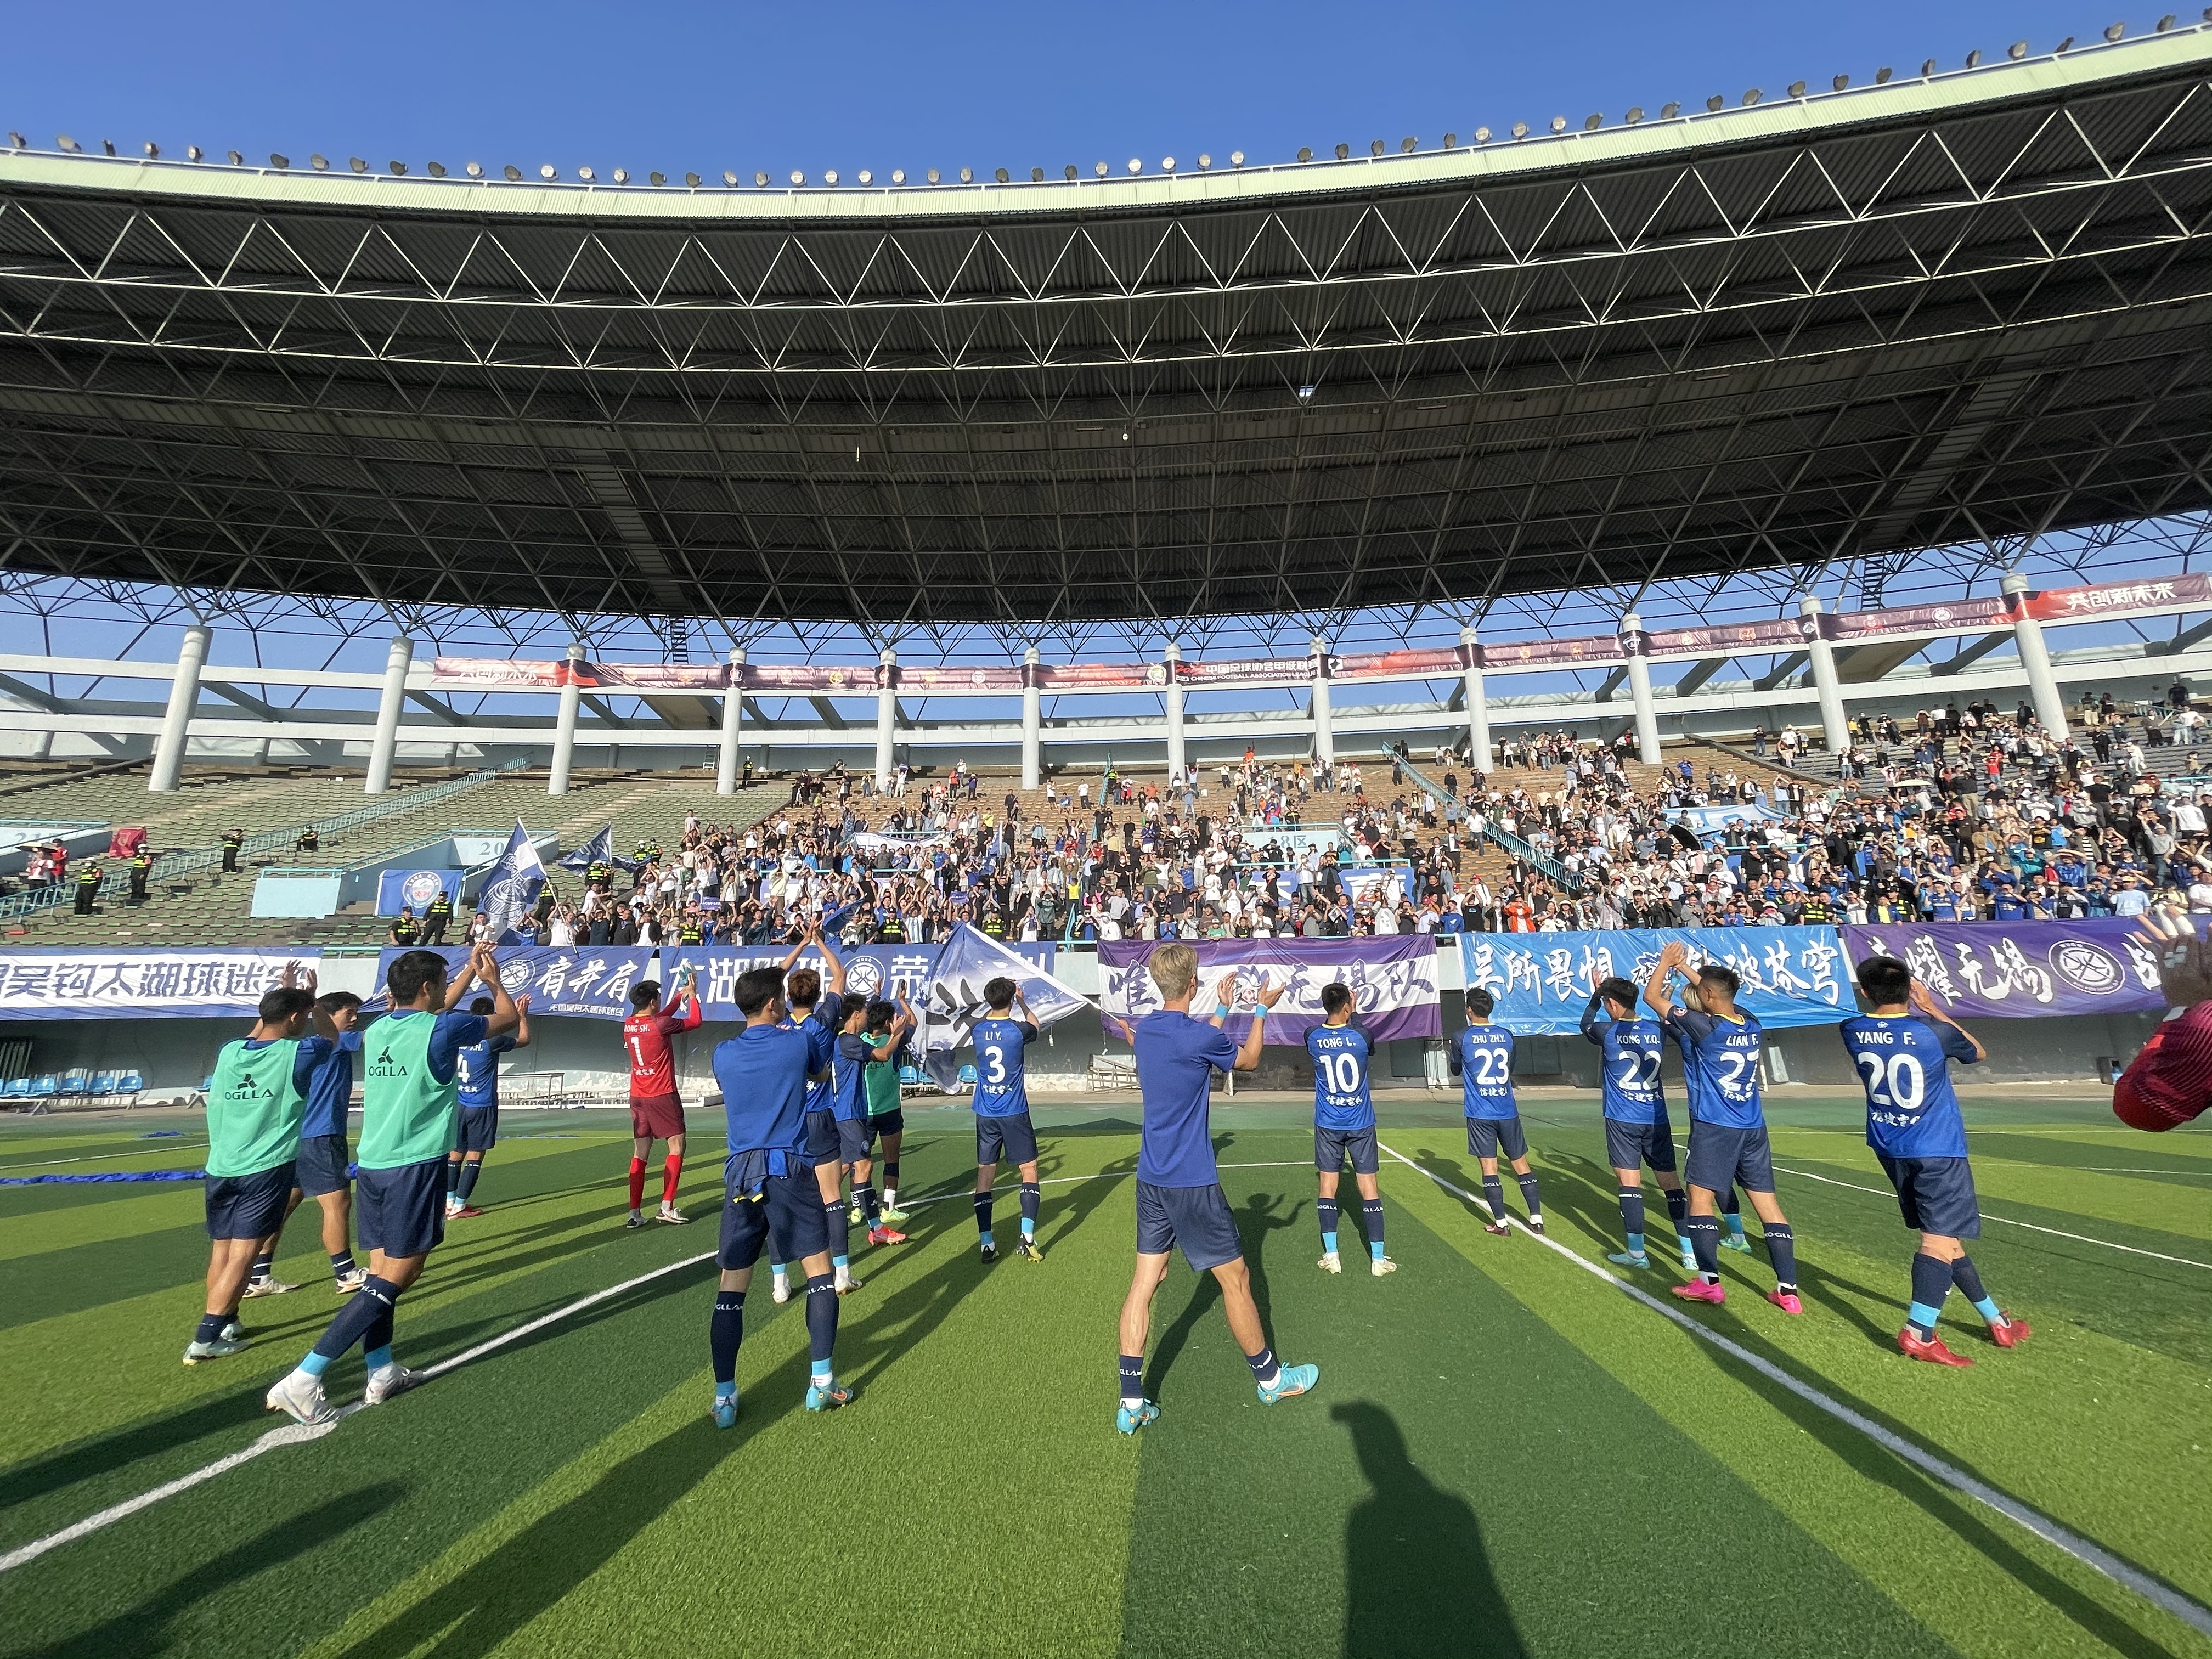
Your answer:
[623,992,702,1101]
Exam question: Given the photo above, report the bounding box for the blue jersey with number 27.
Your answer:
[1663,1007,1764,1129]
[1306,1024,1374,1131]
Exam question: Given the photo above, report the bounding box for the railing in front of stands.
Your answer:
[1384,753,1580,891]
[0,759,529,927]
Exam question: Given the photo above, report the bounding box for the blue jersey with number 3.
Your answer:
[1459,1026,1517,1119]
[1839,1013,1977,1158]
[969,1017,1036,1118]
[1306,1024,1374,1131]
[1663,1007,1764,1128]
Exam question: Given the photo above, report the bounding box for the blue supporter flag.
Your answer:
[558,823,641,876]
[477,820,546,944]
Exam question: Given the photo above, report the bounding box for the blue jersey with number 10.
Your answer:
[1459,1025,1517,1119]
[1306,1024,1374,1131]
[1839,1013,1977,1158]
[969,1016,1037,1118]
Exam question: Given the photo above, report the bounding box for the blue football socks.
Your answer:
[1763,1222,1797,1290]
[1317,1195,1340,1254]
[974,1192,994,1242]
[454,1161,481,1205]
[1481,1174,1507,1224]
[329,1250,356,1281]
[711,1289,745,1390]
[1662,1187,1690,1228]
[1950,1254,2005,1324]
[1119,1352,1145,1407]
[1515,1172,1543,1220]
[803,1273,838,1383]
[194,1312,225,1344]
[1019,1181,1040,1239]
[1684,1215,1722,1280]
[1618,1186,1646,1250]
[1244,1345,1282,1389]
[307,1273,400,1370]
[1362,1198,1386,1259]
[1908,1251,1952,1339]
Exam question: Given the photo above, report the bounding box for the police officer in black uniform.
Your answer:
[421,888,454,946]
[220,828,244,874]
[128,848,154,905]
[74,858,103,915]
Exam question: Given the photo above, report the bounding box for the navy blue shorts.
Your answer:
[718,1153,830,1269]
[456,1105,499,1155]
[804,1108,838,1163]
[355,1156,449,1258]
[1876,1153,1981,1239]
[1685,1122,1775,1195]
[836,1116,870,1164]
[295,1133,352,1197]
[976,1110,1038,1167]
[1316,1126,1379,1175]
[1466,1115,1528,1162]
[867,1110,905,1142]
[1604,1116,1678,1175]
[1135,1180,1244,1272]
[204,1163,295,1240]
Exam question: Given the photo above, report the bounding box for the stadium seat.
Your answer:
[117,1070,144,1093]
[91,1071,116,1095]
[2,1078,27,1099]
[59,1068,90,1096]
[956,1064,978,1093]
[898,1065,921,1086]
[31,1075,58,1097]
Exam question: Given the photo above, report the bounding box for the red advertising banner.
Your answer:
[1328,645,1472,681]
[2014,572,2212,622]
[577,662,730,690]
[428,657,566,689]
[1476,633,1622,669]
[898,664,1028,692]
[1175,656,1317,689]
[738,663,880,692]
[1644,616,1815,658]
[1828,598,2008,641]
[1033,662,1170,690]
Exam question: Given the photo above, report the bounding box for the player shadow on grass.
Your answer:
[1675,1319,2190,1659]
[315,1352,830,1659]
[1333,1402,1528,1658]
[29,1480,406,1659]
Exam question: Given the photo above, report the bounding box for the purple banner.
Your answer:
[1095,935,1442,1044]
[1842,919,2175,1019]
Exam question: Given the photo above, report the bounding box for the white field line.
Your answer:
[1376,1139,2212,1642]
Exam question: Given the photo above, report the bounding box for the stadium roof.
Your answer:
[4,27,2212,632]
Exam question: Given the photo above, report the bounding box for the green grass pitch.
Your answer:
[2,1090,2208,1658]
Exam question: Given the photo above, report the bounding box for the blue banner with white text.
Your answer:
[1457,927,1850,1035]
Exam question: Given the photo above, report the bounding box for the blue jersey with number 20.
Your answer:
[1306,1024,1374,1131]
[1839,1013,1977,1159]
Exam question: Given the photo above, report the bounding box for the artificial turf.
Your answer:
[0,1091,2207,1659]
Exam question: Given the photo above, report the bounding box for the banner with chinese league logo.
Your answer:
[1457,927,1849,1036]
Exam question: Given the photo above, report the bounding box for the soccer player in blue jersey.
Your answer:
[1581,975,1694,1272]
[1116,941,1317,1435]
[970,978,1046,1262]
[447,991,532,1220]
[1843,955,2030,1366]
[1642,940,1801,1314]
[267,944,518,1424]
[704,963,851,1427]
[1455,988,1543,1237]
[1307,981,1396,1276]
[769,930,851,1300]
[298,990,367,1295]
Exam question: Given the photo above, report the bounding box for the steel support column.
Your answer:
[1801,596,1852,756]
[2004,572,2072,738]
[716,647,746,795]
[148,623,211,793]
[548,641,586,796]
[1622,613,1661,765]
[364,635,414,796]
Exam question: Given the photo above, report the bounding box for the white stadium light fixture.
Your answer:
[616,168,634,184]
[310,153,330,170]
[1964,50,1982,68]
[466,160,484,178]
[2157,12,2176,30]
[1875,66,1893,82]
[1511,122,1529,139]
[2008,41,2028,58]
[581,166,597,182]
[1095,160,1109,176]
[228,149,245,165]
[1659,103,1680,119]
[2106,22,2125,40]
[790,170,805,185]
[143,141,159,158]
[1334,142,1350,159]
[349,156,368,173]
[6,132,24,149]
[540,163,557,180]
[1403,136,1418,151]
[650,170,666,186]
[429,161,448,177]
[1064,164,1078,179]
[1197,153,1211,168]
[1788,81,1806,98]
[929,167,943,182]
[994,167,1008,182]
[1442,132,1457,146]
[1474,127,1491,143]
[820,170,836,185]
[390,160,408,176]
[1370,139,1385,156]
[1161,156,1175,171]
[1624,108,1643,123]
[270,152,290,168]
[187,144,204,161]
[1741,89,1761,106]
[1029,166,1042,180]
[1921,58,1938,75]
[1833,74,1849,89]
[1296,147,1312,162]
[1231,149,1245,165]
[891,168,906,184]
[754,170,770,186]
[861,169,875,184]
[681,170,698,186]
[1127,157,1142,173]
[1583,113,1602,130]
[960,166,974,182]
[1549,116,1567,132]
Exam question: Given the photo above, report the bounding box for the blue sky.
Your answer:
[3,1,2123,184]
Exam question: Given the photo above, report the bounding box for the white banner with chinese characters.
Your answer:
[0,949,319,1020]
[1457,927,1849,1035]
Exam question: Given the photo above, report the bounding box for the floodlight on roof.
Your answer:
[187,144,202,161]
[349,156,368,173]
[650,171,666,186]
[1474,126,1492,142]
[613,168,631,183]
[1198,154,1211,168]
[391,161,408,176]
[1659,103,1680,119]
[1788,80,1806,97]
[1624,108,1643,124]
[1833,74,1849,89]
[1029,166,1042,180]
[1550,116,1567,132]
[1583,114,1601,130]
[1297,385,1316,402]
[789,170,804,185]
[503,164,522,181]
[2157,12,2176,29]
[2008,40,2028,58]
[1510,121,1528,139]
[1127,157,1141,173]
[5,131,22,148]
[141,140,158,157]
[2054,37,2074,51]
[685,170,703,187]
[1403,135,1418,151]
[891,168,906,183]
[1964,49,1982,67]
[228,149,244,165]
[1921,58,1938,75]
[270,152,289,168]
[429,161,448,177]
[861,169,876,184]
[540,163,556,180]
[952,166,968,182]
[930,167,944,182]
[1161,156,1175,171]
[1742,88,1761,105]
[1704,95,1723,111]
[57,134,78,151]
[1442,132,1457,146]
[1369,139,1384,156]
[465,160,483,178]
[1333,142,1349,159]
[1296,147,1312,163]
[101,140,115,155]
[1875,66,1893,82]
[994,166,1009,182]
[309,153,329,170]
[1064,163,1078,179]
[754,171,769,186]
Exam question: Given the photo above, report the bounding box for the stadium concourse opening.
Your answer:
[3,18,2212,1659]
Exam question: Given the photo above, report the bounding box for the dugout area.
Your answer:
[1,1096,2207,1659]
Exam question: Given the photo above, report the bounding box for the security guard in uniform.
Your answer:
[421,888,454,946]
[220,828,244,874]
[74,858,103,916]
[128,848,155,905]
[679,913,704,946]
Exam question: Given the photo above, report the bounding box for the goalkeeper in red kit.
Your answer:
[623,964,704,1226]
[2117,912,2212,1132]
